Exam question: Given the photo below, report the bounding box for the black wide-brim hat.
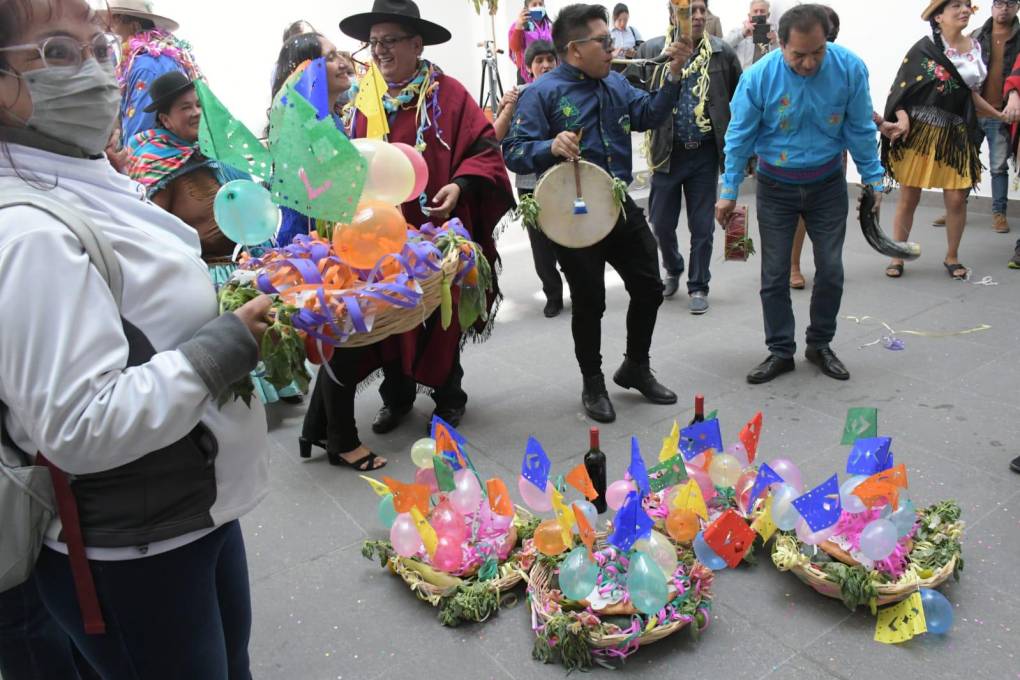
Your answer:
[143,71,195,113]
[340,0,452,46]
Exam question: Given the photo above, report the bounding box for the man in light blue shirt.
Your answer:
[715,3,885,386]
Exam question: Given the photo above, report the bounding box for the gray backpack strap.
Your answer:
[0,190,123,308]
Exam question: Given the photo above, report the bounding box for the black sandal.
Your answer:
[328,449,387,471]
[943,261,968,280]
[885,263,904,278]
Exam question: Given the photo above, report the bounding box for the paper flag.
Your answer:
[410,506,438,558]
[853,464,909,510]
[291,57,331,121]
[671,479,708,520]
[680,419,724,460]
[573,503,596,558]
[748,463,784,508]
[703,509,758,568]
[432,416,472,471]
[433,455,456,493]
[739,412,763,464]
[751,495,778,542]
[792,474,842,532]
[360,475,392,497]
[551,488,575,547]
[521,437,552,492]
[648,454,687,493]
[659,421,680,462]
[487,478,514,516]
[435,426,466,471]
[846,437,894,475]
[842,407,878,445]
[607,491,654,552]
[874,592,927,644]
[383,477,430,515]
[628,437,651,498]
[195,80,273,180]
[267,84,367,223]
[705,409,718,421]
[565,463,598,501]
[354,61,390,139]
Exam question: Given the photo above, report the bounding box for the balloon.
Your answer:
[693,531,728,570]
[333,199,408,269]
[410,438,436,469]
[686,465,718,502]
[213,180,280,245]
[558,546,600,601]
[888,499,917,538]
[665,509,701,543]
[392,142,429,202]
[734,468,759,514]
[795,518,835,546]
[351,138,416,205]
[377,493,397,529]
[534,519,568,556]
[771,483,802,531]
[839,475,869,514]
[517,475,553,512]
[432,535,464,572]
[919,588,954,634]
[633,530,678,578]
[768,458,803,491]
[414,467,439,495]
[390,513,423,557]
[605,480,635,511]
[571,500,598,533]
[449,469,482,515]
[626,551,670,615]
[708,453,743,489]
[726,442,750,468]
[859,518,898,561]
[431,500,468,543]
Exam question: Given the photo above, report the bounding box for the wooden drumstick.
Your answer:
[572,129,588,215]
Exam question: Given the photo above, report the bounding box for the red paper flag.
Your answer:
[739,412,763,463]
[573,503,596,558]
[565,463,598,501]
[383,476,430,515]
[487,478,514,516]
[703,509,757,568]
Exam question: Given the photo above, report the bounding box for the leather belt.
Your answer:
[674,140,705,150]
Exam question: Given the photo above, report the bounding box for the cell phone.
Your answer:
[753,20,770,44]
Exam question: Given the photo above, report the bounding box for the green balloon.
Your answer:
[558,547,600,601]
[377,493,398,529]
[626,551,669,615]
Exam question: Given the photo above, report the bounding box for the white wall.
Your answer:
[164,0,1009,199]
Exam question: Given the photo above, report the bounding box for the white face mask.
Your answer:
[4,58,121,155]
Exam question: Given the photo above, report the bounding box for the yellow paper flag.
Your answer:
[410,506,438,558]
[550,488,575,547]
[751,495,778,543]
[874,592,927,644]
[671,479,708,520]
[659,420,680,462]
[354,62,390,139]
[360,475,392,497]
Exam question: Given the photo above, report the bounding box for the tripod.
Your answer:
[478,39,504,119]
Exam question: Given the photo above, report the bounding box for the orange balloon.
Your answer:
[534,519,568,557]
[665,509,700,544]
[333,200,408,269]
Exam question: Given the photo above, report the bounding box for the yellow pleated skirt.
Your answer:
[890,147,978,190]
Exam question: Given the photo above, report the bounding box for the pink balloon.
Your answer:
[432,535,464,572]
[431,500,468,542]
[606,480,635,511]
[392,142,429,203]
[517,475,553,512]
[769,458,803,492]
[796,518,835,546]
[414,467,439,495]
[686,465,718,502]
[726,442,750,468]
[390,513,424,557]
[449,469,482,514]
[734,468,758,515]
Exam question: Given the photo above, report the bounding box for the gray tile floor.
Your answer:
[247,188,1020,679]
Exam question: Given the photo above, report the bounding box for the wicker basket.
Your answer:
[340,252,461,348]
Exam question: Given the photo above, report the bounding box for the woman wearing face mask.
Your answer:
[509,0,552,84]
[0,1,273,676]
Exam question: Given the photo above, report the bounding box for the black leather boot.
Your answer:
[371,403,413,434]
[582,374,616,423]
[612,358,677,404]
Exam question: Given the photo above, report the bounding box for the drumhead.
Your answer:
[533,160,621,248]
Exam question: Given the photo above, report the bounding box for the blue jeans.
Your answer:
[34,521,253,680]
[649,142,718,294]
[980,117,1010,215]
[756,170,848,358]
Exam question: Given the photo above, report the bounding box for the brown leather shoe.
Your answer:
[932,214,946,227]
[993,213,1010,234]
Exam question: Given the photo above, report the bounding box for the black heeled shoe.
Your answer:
[298,437,326,459]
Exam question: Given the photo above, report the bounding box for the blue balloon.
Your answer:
[558,547,600,601]
[213,180,280,246]
[571,500,598,533]
[626,550,669,615]
[377,493,397,529]
[692,531,728,571]
[920,588,954,635]
[888,499,917,538]
[772,483,802,531]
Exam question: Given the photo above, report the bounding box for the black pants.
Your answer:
[521,189,564,303]
[552,195,664,377]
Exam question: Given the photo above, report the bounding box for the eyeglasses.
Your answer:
[570,34,615,52]
[993,0,1019,7]
[368,35,415,52]
[0,33,120,70]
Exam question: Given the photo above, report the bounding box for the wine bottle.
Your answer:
[689,393,705,425]
[584,427,608,514]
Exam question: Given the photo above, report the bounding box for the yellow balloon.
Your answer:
[410,438,436,469]
[351,138,416,206]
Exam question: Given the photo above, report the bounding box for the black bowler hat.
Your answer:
[340,0,452,46]
[143,71,195,113]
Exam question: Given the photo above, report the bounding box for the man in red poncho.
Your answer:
[340,0,514,434]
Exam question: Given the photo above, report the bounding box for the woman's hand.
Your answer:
[887,115,910,144]
[516,8,529,29]
[233,295,273,346]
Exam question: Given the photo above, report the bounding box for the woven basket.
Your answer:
[340,252,461,348]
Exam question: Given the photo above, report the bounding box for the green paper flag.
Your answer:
[705,409,718,421]
[648,454,687,493]
[842,407,878,445]
[195,80,272,180]
[268,84,367,223]
[433,455,455,493]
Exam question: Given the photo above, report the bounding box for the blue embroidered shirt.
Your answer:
[674,61,713,144]
[501,62,681,184]
[721,43,885,200]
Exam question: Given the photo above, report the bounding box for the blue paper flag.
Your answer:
[680,419,724,460]
[792,474,842,532]
[521,437,552,492]
[607,491,654,552]
[431,415,471,472]
[628,437,651,498]
[748,463,784,508]
[291,57,331,121]
[846,437,893,476]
